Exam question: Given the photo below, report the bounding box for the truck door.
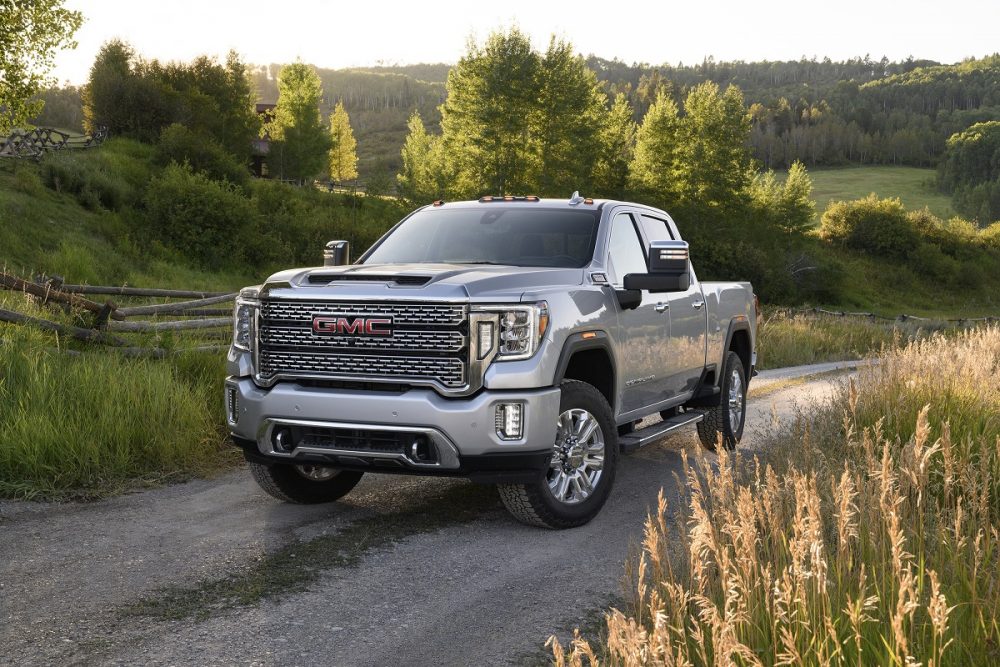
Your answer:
[606,211,673,412]
[637,214,708,398]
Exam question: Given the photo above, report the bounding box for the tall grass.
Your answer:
[554,327,1000,665]
[0,322,236,499]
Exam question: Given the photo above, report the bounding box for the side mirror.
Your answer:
[615,289,642,310]
[324,240,350,266]
[623,240,691,293]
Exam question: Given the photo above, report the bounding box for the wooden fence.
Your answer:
[0,127,108,160]
[0,271,234,357]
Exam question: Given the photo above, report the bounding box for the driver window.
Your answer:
[607,213,647,286]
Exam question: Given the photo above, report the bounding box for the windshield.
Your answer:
[361,206,601,268]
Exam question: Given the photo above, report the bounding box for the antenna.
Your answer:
[568,191,584,205]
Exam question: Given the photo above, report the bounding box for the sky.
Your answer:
[51,0,1000,85]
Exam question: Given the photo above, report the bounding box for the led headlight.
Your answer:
[474,302,548,361]
[232,286,260,351]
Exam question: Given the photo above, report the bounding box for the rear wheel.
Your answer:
[696,351,747,451]
[498,380,618,529]
[249,461,364,504]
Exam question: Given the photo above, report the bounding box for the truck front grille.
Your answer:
[256,299,469,390]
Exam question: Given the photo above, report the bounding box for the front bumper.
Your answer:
[225,377,561,483]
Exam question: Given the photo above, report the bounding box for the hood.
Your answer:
[260,263,585,302]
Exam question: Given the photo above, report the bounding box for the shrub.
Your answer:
[819,194,919,258]
[982,221,1000,249]
[154,123,250,187]
[143,163,256,267]
[40,150,131,211]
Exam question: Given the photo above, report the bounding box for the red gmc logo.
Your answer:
[312,315,393,336]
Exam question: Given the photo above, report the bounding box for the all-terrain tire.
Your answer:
[498,380,618,529]
[249,462,364,504]
[696,350,747,451]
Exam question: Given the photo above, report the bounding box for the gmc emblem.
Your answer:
[312,315,393,336]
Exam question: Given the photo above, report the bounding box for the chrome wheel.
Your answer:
[547,408,605,505]
[294,464,339,481]
[728,367,744,433]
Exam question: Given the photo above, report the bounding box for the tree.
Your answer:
[439,29,541,196]
[673,82,754,210]
[0,0,83,134]
[531,37,606,196]
[627,89,682,203]
[267,62,330,183]
[327,101,358,182]
[397,110,446,202]
[593,93,636,198]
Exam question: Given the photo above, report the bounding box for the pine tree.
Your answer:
[268,62,330,183]
[327,101,358,182]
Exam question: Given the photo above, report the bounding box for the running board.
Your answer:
[619,411,704,453]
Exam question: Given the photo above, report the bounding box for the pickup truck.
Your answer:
[226,194,758,528]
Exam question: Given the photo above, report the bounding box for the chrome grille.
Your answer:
[261,300,465,325]
[259,351,465,387]
[260,326,465,352]
[256,298,469,390]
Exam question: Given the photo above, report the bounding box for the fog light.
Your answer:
[495,403,523,440]
[226,387,239,425]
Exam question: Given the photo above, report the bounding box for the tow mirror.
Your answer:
[623,240,690,293]
[324,240,350,266]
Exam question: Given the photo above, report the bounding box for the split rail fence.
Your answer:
[0,271,234,357]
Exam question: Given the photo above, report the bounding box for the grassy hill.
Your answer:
[789,166,955,225]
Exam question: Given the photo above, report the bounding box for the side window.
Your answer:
[607,213,647,285]
[639,214,675,242]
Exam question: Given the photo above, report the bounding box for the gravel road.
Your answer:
[0,361,857,666]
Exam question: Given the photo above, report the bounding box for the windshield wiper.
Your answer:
[447,260,508,265]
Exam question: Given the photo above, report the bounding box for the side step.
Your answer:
[619,411,704,453]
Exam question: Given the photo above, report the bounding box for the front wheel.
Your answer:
[498,380,618,529]
[696,350,747,451]
[249,461,364,504]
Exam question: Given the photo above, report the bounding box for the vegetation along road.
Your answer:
[0,362,854,666]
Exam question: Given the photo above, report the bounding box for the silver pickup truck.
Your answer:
[226,194,757,528]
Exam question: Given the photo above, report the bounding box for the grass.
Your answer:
[781,166,955,225]
[554,327,1000,666]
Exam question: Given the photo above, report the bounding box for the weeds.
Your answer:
[555,327,1000,665]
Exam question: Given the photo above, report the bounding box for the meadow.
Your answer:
[554,327,1000,665]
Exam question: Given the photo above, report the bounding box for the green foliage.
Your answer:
[267,62,331,182]
[82,42,260,153]
[938,121,1000,222]
[439,28,541,197]
[154,123,249,186]
[592,93,636,199]
[396,111,446,202]
[532,37,606,195]
[0,0,83,134]
[327,101,358,182]
[41,150,132,211]
[820,194,918,258]
[627,89,681,200]
[750,161,815,234]
[143,163,255,267]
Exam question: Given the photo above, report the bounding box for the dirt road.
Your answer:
[0,362,855,666]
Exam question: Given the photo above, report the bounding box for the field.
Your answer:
[781,165,955,224]
[556,327,1000,665]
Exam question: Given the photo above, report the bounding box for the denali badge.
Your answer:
[312,315,393,336]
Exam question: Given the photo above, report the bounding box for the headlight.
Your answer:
[475,302,548,361]
[232,287,259,351]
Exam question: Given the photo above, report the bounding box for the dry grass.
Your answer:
[554,327,1000,666]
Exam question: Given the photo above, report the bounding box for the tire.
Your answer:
[249,461,364,504]
[697,350,747,451]
[498,380,618,529]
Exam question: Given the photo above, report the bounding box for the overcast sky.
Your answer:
[52,0,999,85]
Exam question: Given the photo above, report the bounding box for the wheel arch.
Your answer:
[554,332,617,413]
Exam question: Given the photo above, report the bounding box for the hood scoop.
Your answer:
[306,273,432,287]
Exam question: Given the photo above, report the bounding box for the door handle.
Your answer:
[654,303,669,313]
[692,300,705,310]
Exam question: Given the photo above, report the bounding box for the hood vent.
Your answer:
[306,274,431,286]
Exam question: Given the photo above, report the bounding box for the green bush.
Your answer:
[982,221,1000,249]
[144,163,256,267]
[154,123,250,187]
[819,194,919,258]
